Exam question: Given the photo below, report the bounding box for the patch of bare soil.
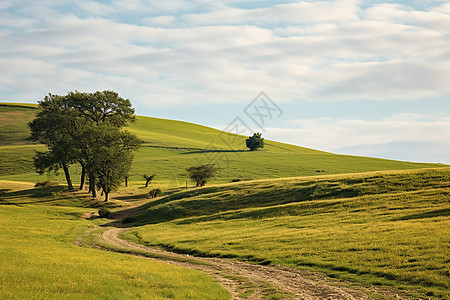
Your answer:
[100,227,385,300]
[80,211,97,219]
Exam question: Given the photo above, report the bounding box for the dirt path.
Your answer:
[100,227,375,300]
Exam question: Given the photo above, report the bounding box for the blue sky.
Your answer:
[1,0,449,163]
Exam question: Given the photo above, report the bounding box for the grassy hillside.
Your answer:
[0,103,445,185]
[1,103,449,299]
[121,168,450,299]
[0,181,229,299]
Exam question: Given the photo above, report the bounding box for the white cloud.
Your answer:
[1,0,448,164]
[143,15,177,27]
[0,0,449,108]
[181,0,360,26]
[76,1,116,17]
[265,114,450,163]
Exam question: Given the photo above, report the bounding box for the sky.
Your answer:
[1,0,449,163]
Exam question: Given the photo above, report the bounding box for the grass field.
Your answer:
[0,181,229,299]
[121,168,450,299]
[1,103,449,299]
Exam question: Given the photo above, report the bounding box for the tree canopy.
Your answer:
[28,90,142,201]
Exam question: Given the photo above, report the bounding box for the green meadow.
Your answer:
[122,168,450,299]
[1,103,449,299]
[0,181,229,299]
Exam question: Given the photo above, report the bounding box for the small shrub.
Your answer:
[186,164,218,187]
[35,180,58,187]
[98,208,110,218]
[231,178,253,183]
[148,188,162,198]
[143,174,156,187]
[245,132,264,151]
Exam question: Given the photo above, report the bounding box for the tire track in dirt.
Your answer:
[100,227,374,300]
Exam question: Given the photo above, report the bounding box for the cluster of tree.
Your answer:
[29,90,142,201]
[30,92,265,199]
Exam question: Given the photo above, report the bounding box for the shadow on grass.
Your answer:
[0,185,108,208]
[101,182,348,228]
[140,145,203,151]
[102,168,450,230]
[181,149,246,154]
[393,208,450,221]
[0,185,67,204]
[114,193,149,201]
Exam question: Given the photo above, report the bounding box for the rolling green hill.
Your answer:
[0,103,445,185]
[121,167,450,299]
[1,102,449,299]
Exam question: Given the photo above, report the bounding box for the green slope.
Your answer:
[0,103,445,185]
[122,168,450,299]
[0,182,228,299]
[126,113,446,186]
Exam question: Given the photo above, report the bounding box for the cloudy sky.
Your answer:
[1,0,449,163]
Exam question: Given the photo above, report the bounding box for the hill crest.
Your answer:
[0,102,445,184]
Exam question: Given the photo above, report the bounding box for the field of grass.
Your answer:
[1,102,449,299]
[0,104,38,144]
[0,181,229,299]
[0,103,446,186]
[121,168,450,299]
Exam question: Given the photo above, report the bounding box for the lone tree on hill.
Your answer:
[246,132,264,151]
[143,174,156,187]
[186,164,218,187]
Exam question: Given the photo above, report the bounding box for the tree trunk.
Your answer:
[88,173,93,193]
[104,191,109,202]
[125,176,128,187]
[62,163,74,191]
[79,161,86,190]
[92,185,97,197]
[145,179,149,187]
[89,173,97,197]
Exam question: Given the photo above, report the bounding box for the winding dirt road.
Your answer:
[100,227,378,299]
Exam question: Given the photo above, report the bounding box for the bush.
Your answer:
[186,164,218,187]
[230,178,253,183]
[35,180,58,187]
[148,188,162,198]
[143,173,156,187]
[245,132,264,151]
[98,208,110,218]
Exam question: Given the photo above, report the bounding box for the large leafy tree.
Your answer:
[29,94,80,190]
[29,90,141,200]
[65,90,137,193]
[88,126,141,201]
